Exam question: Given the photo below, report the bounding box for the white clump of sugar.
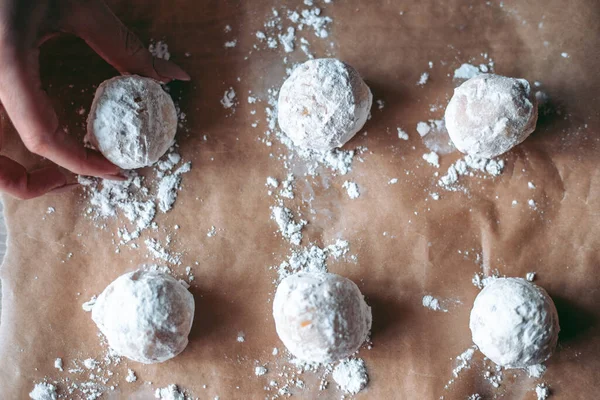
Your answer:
[207,226,217,237]
[255,366,268,376]
[54,358,63,371]
[528,181,536,189]
[266,177,279,188]
[271,206,307,245]
[86,76,178,170]
[388,178,398,185]
[278,58,372,152]
[149,40,170,60]
[224,40,237,48]
[453,63,481,80]
[332,358,369,395]
[528,199,537,210]
[470,278,560,368]
[155,384,186,400]
[560,52,569,58]
[527,363,547,378]
[273,272,372,363]
[417,72,429,86]
[416,121,431,137]
[279,27,296,52]
[221,87,237,109]
[397,127,409,140]
[438,155,504,190]
[79,147,191,244]
[125,369,137,383]
[422,151,440,168]
[342,181,360,199]
[445,74,538,158]
[82,295,97,312]
[237,332,246,343]
[452,346,476,378]
[276,239,350,284]
[279,174,295,199]
[422,295,447,312]
[29,382,57,400]
[83,358,98,369]
[536,383,551,400]
[526,272,536,282]
[157,162,192,212]
[92,270,195,364]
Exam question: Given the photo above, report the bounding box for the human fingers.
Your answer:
[0,47,123,178]
[64,0,190,83]
[0,156,67,199]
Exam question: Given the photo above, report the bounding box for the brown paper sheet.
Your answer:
[1,0,599,398]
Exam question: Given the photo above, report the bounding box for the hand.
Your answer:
[0,0,190,199]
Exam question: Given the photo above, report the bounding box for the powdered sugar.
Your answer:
[332,358,369,394]
[271,206,307,245]
[29,382,57,400]
[342,181,360,199]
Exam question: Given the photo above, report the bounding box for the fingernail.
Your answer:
[101,173,128,181]
[154,58,191,81]
[48,183,80,194]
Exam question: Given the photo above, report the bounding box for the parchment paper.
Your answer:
[1,0,599,398]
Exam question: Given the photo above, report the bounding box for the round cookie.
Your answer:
[91,269,195,364]
[445,73,538,158]
[87,75,178,169]
[469,277,560,368]
[273,271,372,363]
[278,58,372,152]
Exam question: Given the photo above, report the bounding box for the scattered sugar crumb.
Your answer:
[155,384,186,399]
[422,151,440,168]
[536,383,551,400]
[266,177,279,188]
[54,358,63,371]
[47,207,55,214]
[255,366,268,376]
[224,39,237,48]
[342,181,360,199]
[207,226,217,237]
[376,99,385,110]
[453,63,480,80]
[388,178,398,185]
[422,295,447,312]
[271,206,307,245]
[416,121,431,136]
[430,192,440,200]
[528,199,537,209]
[528,182,536,189]
[332,358,368,395]
[237,332,246,343]
[526,272,536,282]
[560,52,569,58]
[527,363,546,378]
[417,72,429,86]
[220,87,237,109]
[82,295,97,312]
[83,358,98,369]
[125,369,137,383]
[397,127,409,140]
[29,382,57,400]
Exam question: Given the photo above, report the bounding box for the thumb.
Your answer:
[63,0,190,83]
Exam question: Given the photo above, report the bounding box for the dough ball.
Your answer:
[277,58,372,152]
[273,271,372,363]
[469,278,559,368]
[445,73,538,158]
[91,269,195,364]
[87,75,178,169]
